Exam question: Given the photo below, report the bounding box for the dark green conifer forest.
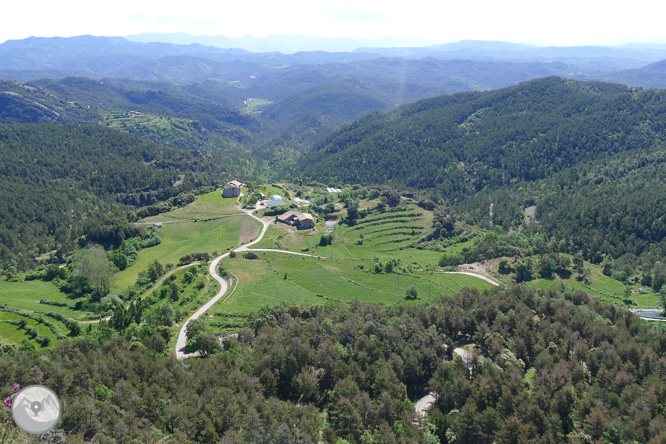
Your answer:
[2,286,666,443]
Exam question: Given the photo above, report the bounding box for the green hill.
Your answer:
[298,77,666,277]
[300,77,662,196]
[0,124,224,271]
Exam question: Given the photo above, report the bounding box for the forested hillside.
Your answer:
[0,124,223,270]
[301,77,664,194]
[0,78,265,146]
[299,77,666,267]
[2,286,665,443]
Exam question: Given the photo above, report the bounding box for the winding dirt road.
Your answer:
[175,204,504,359]
[175,206,321,359]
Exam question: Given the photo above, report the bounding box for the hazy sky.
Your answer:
[3,0,666,46]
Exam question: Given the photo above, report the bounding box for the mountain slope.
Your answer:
[299,77,666,265]
[300,77,663,198]
[0,77,268,157]
[0,124,224,270]
[601,58,666,88]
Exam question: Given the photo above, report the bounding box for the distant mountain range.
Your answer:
[127,33,666,68]
[126,33,442,53]
[4,34,666,152]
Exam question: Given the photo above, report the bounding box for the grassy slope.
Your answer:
[219,252,494,315]
[0,310,70,349]
[0,278,92,320]
[528,263,661,308]
[254,201,443,265]
[114,189,260,289]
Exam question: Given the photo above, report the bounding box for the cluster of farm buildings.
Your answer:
[222,180,325,230]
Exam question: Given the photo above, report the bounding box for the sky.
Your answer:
[3,0,666,47]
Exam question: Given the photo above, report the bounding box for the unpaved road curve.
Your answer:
[413,347,474,418]
[175,253,230,359]
[175,207,322,359]
[442,271,500,286]
[414,392,437,418]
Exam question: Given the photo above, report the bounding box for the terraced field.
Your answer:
[0,309,71,348]
[0,279,94,320]
[254,202,443,265]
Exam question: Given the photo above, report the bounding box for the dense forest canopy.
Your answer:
[0,124,223,270]
[300,77,665,197]
[2,286,666,443]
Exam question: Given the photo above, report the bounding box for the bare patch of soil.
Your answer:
[457,259,501,277]
[524,205,537,226]
[239,218,260,244]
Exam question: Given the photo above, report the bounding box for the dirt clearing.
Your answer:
[238,218,260,245]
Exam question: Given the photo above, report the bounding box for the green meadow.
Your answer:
[218,252,495,315]
[115,189,261,289]
[0,278,93,320]
[0,310,70,347]
[528,262,661,308]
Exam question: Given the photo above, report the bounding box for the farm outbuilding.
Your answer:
[277,211,315,229]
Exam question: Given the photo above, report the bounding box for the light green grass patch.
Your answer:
[0,312,63,346]
[102,110,200,147]
[240,97,273,114]
[527,262,660,308]
[141,189,243,224]
[252,221,324,251]
[0,279,92,320]
[219,252,494,315]
[115,215,252,289]
[115,189,262,289]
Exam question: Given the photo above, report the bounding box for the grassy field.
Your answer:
[0,311,69,348]
[528,263,661,308]
[218,252,495,315]
[115,190,261,289]
[240,98,273,114]
[0,278,93,320]
[102,110,201,147]
[141,188,246,223]
[252,220,324,252]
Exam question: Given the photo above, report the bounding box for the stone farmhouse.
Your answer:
[277,211,315,229]
[222,180,243,198]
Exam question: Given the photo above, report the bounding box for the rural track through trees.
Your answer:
[77,261,201,324]
[175,206,322,359]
